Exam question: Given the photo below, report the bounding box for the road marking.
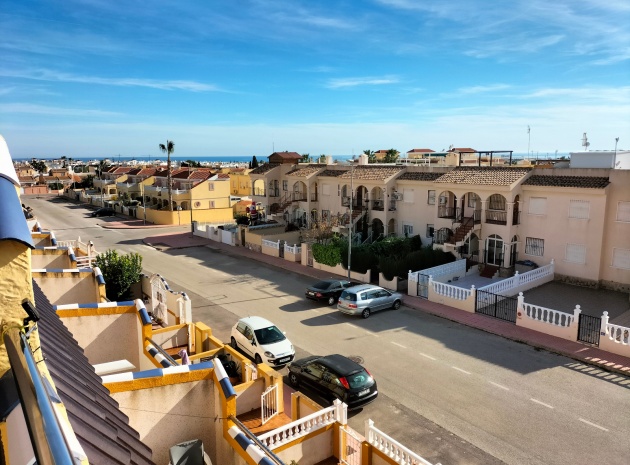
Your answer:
[419,352,436,361]
[579,418,608,432]
[326,315,340,320]
[452,366,471,375]
[391,342,406,349]
[530,398,554,409]
[489,381,510,391]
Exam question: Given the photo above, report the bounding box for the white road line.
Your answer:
[452,366,471,375]
[489,381,510,391]
[530,398,554,409]
[419,352,436,361]
[579,418,609,432]
[391,341,407,349]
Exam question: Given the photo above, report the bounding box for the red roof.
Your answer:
[269,151,302,159]
[407,148,435,153]
[451,147,476,153]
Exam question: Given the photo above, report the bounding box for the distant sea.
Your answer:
[16,152,570,164]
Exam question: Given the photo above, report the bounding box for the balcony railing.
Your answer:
[144,185,163,193]
[4,328,76,464]
[268,188,280,198]
[310,193,318,202]
[512,210,521,225]
[292,192,307,202]
[371,199,384,211]
[486,210,507,225]
[253,188,266,196]
[438,206,456,219]
[473,209,482,223]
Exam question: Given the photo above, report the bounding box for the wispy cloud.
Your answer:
[0,87,16,96]
[0,69,221,92]
[457,84,512,94]
[0,102,121,117]
[326,76,400,89]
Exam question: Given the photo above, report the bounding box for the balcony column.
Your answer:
[506,202,515,226]
[480,199,488,224]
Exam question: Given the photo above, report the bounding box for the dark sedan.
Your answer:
[90,207,116,217]
[287,354,378,409]
[305,279,358,306]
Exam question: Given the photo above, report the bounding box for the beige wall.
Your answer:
[31,249,71,269]
[33,272,101,305]
[600,169,630,290]
[275,428,334,465]
[394,180,438,241]
[112,379,216,465]
[59,312,141,368]
[234,378,265,415]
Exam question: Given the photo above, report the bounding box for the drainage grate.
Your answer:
[347,356,364,364]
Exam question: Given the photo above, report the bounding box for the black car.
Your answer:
[90,207,116,217]
[305,279,359,306]
[287,354,378,409]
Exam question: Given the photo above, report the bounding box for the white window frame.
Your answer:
[283,180,288,191]
[426,224,434,238]
[403,224,413,236]
[612,248,630,270]
[616,201,630,222]
[568,200,590,219]
[525,237,544,256]
[565,243,586,264]
[428,190,436,205]
[403,189,414,204]
[528,197,547,215]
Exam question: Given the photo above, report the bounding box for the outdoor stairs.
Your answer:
[447,216,475,245]
[480,264,500,279]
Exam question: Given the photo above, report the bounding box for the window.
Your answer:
[426,224,434,238]
[209,183,214,191]
[403,188,414,203]
[322,184,330,196]
[468,194,478,208]
[525,237,544,256]
[569,200,590,219]
[283,180,288,191]
[565,243,586,264]
[612,248,630,270]
[617,201,630,222]
[488,194,505,210]
[210,200,215,208]
[438,193,447,205]
[528,197,547,215]
[428,190,436,205]
[403,224,413,236]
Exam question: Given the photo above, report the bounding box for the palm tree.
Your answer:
[363,149,376,163]
[159,140,175,211]
[384,148,399,163]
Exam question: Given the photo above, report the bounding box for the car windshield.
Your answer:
[254,325,286,345]
[312,281,333,290]
[346,369,373,389]
[340,290,357,302]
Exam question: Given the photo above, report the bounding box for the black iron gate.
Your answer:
[577,313,601,346]
[475,289,517,323]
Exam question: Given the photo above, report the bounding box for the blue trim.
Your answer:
[0,177,34,248]
[189,361,213,371]
[133,368,164,380]
[233,432,251,452]
[138,308,151,325]
[159,359,171,368]
[260,457,275,465]
[219,378,235,399]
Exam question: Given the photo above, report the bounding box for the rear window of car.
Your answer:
[313,281,333,290]
[340,290,357,302]
[346,369,373,389]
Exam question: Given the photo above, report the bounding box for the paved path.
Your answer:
[106,219,630,377]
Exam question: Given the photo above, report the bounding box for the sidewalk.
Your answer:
[133,228,630,377]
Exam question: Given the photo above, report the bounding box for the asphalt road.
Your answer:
[28,196,630,465]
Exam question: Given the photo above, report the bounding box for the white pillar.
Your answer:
[572,305,582,341]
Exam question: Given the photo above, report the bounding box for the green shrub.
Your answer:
[312,242,342,266]
[94,250,143,301]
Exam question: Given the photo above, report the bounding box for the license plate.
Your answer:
[307,291,314,296]
[358,388,370,396]
[278,357,290,363]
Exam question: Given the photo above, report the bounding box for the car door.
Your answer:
[321,369,345,400]
[239,324,256,357]
[300,362,326,394]
[376,289,391,311]
[365,290,382,311]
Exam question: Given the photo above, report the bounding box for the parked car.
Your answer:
[337,284,402,319]
[287,354,378,409]
[305,279,359,306]
[230,316,295,366]
[90,207,115,217]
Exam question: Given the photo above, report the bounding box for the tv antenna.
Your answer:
[581,133,590,151]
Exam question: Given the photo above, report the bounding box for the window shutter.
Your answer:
[322,184,330,196]
[565,243,586,264]
[617,201,630,222]
[612,248,630,270]
[403,189,414,203]
[568,200,590,219]
[528,197,547,215]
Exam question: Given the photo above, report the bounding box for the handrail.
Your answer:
[145,337,178,366]
[4,328,74,465]
[229,415,286,465]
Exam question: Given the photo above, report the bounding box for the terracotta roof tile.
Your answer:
[523,175,610,188]
[250,163,280,175]
[338,165,404,181]
[127,168,142,175]
[435,167,531,185]
[269,151,301,159]
[397,172,444,181]
[285,164,325,177]
[33,282,155,465]
[451,148,476,153]
[189,171,212,181]
[318,169,348,177]
[406,148,435,153]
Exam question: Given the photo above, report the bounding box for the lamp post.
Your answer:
[141,182,147,225]
[190,191,194,237]
[614,137,619,158]
[347,163,355,280]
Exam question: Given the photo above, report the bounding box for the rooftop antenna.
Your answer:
[581,133,590,151]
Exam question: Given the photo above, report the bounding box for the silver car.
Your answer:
[337,284,403,319]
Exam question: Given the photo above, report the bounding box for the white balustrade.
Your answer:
[409,259,466,283]
[257,405,338,449]
[603,312,630,345]
[365,419,439,465]
[522,301,574,327]
[284,244,301,254]
[56,240,77,248]
[262,239,280,249]
[431,281,471,300]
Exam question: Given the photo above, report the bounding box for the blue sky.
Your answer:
[1,0,628,159]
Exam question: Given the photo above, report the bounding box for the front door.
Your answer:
[486,236,504,266]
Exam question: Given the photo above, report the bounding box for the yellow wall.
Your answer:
[229,172,252,196]
[139,207,235,225]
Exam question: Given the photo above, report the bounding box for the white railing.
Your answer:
[75,255,98,268]
[430,281,471,300]
[516,261,554,285]
[603,312,630,345]
[56,240,76,248]
[257,403,341,449]
[284,244,301,254]
[409,259,466,283]
[522,301,575,327]
[365,419,439,465]
[262,239,280,249]
[478,260,555,295]
[261,384,278,425]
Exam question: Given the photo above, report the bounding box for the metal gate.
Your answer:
[261,384,278,425]
[577,313,601,346]
[339,426,362,465]
[416,273,429,299]
[475,289,517,323]
[279,240,285,259]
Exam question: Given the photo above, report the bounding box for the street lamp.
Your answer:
[347,163,355,280]
[141,182,147,225]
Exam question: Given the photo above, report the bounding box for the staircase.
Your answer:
[447,216,475,245]
[479,264,499,279]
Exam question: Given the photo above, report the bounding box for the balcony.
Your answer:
[292,191,307,202]
[310,192,318,202]
[341,196,350,207]
[486,210,507,225]
[268,188,280,198]
[144,185,163,194]
[438,206,456,219]
[252,188,266,196]
[512,210,521,225]
[371,199,384,211]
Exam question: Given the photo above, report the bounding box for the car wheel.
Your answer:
[230,337,238,350]
[255,354,263,364]
[392,300,401,310]
[361,308,371,319]
[327,295,336,306]
[289,372,299,387]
